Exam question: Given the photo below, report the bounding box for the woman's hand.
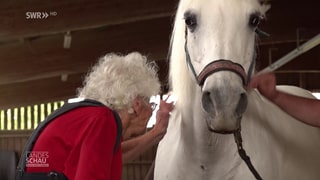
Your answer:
[152,96,174,140]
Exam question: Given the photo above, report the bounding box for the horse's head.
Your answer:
[169,0,270,133]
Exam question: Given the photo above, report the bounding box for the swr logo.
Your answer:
[26,12,49,19]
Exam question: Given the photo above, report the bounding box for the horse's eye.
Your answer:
[184,11,197,32]
[249,14,261,28]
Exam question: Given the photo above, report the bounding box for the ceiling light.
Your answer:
[63,31,72,49]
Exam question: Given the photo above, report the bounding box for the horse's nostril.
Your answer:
[202,89,247,119]
[202,91,215,113]
[236,92,248,117]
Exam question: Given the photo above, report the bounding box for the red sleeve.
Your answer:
[68,109,118,180]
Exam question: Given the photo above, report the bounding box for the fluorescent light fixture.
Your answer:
[63,31,72,49]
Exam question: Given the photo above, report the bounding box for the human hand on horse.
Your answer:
[152,95,174,141]
[249,72,320,127]
[248,72,279,101]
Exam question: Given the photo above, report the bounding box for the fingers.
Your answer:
[163,95,170,101]
[159,102,174,113]
[247,77,258,89]
[248,73,273,89]
[154,93,175,115]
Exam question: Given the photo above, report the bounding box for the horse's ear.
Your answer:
[260,0,271,15]
[259,0,271,4]
[261,4,271,14]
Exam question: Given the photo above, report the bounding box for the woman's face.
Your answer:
[127,96,154,137]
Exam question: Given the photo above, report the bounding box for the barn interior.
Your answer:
[0,0,319,179]
[0,0,319,109]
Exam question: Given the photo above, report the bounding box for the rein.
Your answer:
[184,27,263,179]
[234,129,263,180]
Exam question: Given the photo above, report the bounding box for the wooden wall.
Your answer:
[0,130,31,156]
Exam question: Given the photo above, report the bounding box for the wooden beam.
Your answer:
[257,43,320,71]
[0,60,169,110]
[0,17,172,85]
[0,73,83,109]
[0,0,178,41]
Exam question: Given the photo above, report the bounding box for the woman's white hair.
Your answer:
[77,52,161,110]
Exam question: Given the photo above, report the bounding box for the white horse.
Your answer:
[154,0,320,179]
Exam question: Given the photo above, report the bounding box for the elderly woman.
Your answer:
[24,52,173,180]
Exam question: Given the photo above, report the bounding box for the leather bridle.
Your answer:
[184,27,263,180]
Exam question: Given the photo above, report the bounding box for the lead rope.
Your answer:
[234,129,263,180]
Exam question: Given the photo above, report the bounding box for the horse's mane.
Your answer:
[168,0,195,107]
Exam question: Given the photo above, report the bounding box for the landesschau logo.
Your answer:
[26,11,57,19]
[26,151,49,167]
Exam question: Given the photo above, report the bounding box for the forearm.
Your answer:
[272,90,320,127]
[121,99,173,163]
[122,129,163,163]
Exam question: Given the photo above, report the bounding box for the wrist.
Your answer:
[150,127,166,142]
[270,90,281,104]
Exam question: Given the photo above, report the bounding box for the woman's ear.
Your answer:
[131,96,142,114]
[128,107,134,114]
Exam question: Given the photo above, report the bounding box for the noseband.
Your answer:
[197,60,248,86]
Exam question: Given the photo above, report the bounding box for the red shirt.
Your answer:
[26,106,122,180]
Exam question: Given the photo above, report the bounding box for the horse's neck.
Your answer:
[177,101,240,165]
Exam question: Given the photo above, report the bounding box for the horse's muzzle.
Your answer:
[201,83,248,134]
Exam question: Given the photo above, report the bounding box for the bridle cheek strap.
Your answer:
[197,60,248,86]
